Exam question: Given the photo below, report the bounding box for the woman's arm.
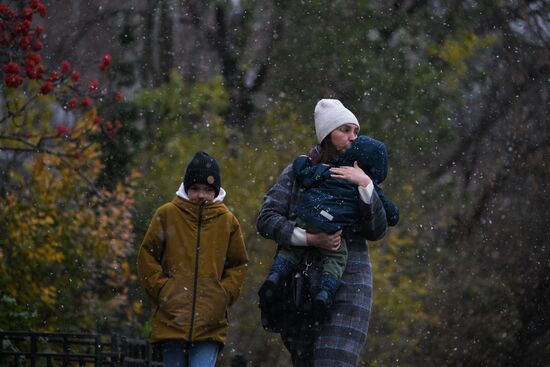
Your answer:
[357,188,388,241]
[257,164,345,251]
[256,164,297,248]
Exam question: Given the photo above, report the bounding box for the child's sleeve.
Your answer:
[292,155,331,188]
[137,209,169,304]
[220,216,249,306]
[292,155,312,184]
[373,183,400,226]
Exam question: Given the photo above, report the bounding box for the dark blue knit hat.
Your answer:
[183,151,221,197]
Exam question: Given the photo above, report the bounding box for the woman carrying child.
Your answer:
[257,99,391,366]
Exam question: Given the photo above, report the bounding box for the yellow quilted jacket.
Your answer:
[137,195,248,344]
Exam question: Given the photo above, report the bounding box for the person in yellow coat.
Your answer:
[138,151,249,367]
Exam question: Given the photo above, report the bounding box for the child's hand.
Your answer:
[330,161,372,187]
[306,230,342,251]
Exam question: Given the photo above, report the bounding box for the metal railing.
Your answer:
[0,331,163,367]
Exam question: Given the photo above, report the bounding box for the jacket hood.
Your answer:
[170,195,228,222]
[340,135,388,184]
[173,183,228,222]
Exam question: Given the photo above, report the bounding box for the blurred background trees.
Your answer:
[1,0,548,365]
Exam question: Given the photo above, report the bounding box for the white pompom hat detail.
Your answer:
[314,99,359,143]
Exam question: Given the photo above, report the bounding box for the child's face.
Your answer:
[187,183,216,202]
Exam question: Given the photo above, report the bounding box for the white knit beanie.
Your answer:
[314,99,359,143]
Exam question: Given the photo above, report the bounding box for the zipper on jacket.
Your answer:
[188,202,204,341]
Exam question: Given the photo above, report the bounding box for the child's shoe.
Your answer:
[258,255,295,303]
[259,272,285,303]
[312,273,340,322]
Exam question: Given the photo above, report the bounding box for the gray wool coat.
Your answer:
[257,164,388,367]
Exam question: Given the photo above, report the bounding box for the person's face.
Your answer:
[187,183,216,202]
[330,123,359,152]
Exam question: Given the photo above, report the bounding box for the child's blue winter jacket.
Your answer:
[293,135,399,233]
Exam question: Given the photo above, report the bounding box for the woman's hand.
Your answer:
[330,161,372,187]
[306,230,342,251]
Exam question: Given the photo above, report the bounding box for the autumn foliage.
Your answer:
[0,140,140,331]
[0,1,138,332]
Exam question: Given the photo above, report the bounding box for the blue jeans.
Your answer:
[162,340,219,367]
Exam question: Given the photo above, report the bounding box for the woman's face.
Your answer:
[330,123,359,152]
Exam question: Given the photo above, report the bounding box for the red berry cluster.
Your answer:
[1,1,124,145]
[1,1,47,87]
